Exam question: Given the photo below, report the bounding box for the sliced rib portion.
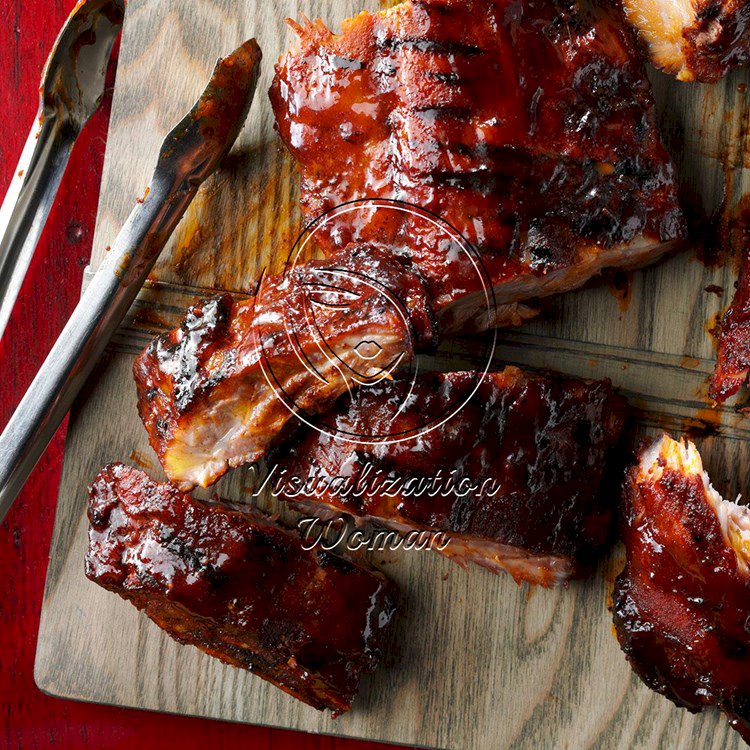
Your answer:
[134,243,436,489]
[622,0,750,81]
[270,0,686,332]
[613,435,750,742]
[710,248,750,403]
[85,463,398,715]
[273,368,627,587]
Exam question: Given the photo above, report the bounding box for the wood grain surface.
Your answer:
[32,1,750,748]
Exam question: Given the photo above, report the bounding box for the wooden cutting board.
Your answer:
[34,1,750,748]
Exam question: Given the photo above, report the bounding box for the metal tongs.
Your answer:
[0,30,262,521]
[0,0,124,339]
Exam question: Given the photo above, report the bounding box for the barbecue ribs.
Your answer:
[273,368,627,587]
[710,246,750,403]
[270,0,686,332]
[613,434,750,742]
[85,463,398,714]
[621,0,750,81]
[135,243,436,488]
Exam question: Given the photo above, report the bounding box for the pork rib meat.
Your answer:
[270,0,686,332]
[273,367,627,587]
[613,434,750,742]
[85,463,398,715]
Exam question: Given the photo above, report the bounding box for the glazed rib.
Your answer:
[622,0,750,81]
[613,435,750,742]
[85,463,398,715]
[134,243,435,488]
[710,247,750,403]
[270,0,686,332]
[273,368,627,587]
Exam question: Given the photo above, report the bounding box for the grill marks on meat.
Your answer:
[136,0,684,489]
[85,463,398,715]
[613,435,750,742]
[274,368,627,587]
[270,0,686,332]
[134,243,436,489]
[710,247,750,403]
[622,0,750,81]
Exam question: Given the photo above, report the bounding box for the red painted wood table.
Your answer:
[0,3,407,748]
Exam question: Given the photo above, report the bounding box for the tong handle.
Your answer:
[0,115,76,339]
[0,178,177,523]
[0,37,260,522]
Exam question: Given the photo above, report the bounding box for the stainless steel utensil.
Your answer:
[0,0,124,339]
[0,39,262,522]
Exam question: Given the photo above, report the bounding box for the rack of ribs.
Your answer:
[621,0,750,81]
[613,434,750,742]
[270,0,686,333]
[271,367,627,587]
[710,247,750,403]
[85,463,398,715]
[134,243,436,488]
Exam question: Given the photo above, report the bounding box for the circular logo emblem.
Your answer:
[254,199,497,445]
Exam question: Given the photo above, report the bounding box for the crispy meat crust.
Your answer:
[274,368,627,587]
[270,0,686,331]
[84,463,398,715]
[134,244,435,488]
[623,0,750,82]
[613,435,750,741]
